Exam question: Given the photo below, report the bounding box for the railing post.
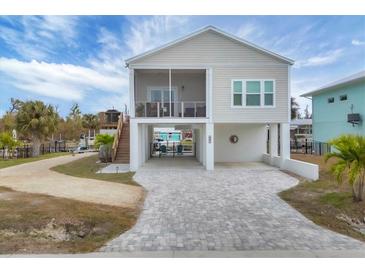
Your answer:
[305,139,308,154]
[181,102,184,118]
[157,102,160,118]
[194,102,197,117]
[319,142,322,156]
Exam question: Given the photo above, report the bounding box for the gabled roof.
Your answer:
[125,25,294,66]
[301,70,365,97]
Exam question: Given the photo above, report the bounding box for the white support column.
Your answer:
[129,69,135,117]
[130,119,139,171]
[206,68,213,122]
[205,122,214,170]
[269,123,278,165]
[280,122,290,168]
[169,68,172,117]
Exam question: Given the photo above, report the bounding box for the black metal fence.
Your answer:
[1,141,69,160]
[290,140,332,155]
[150,142,196,158]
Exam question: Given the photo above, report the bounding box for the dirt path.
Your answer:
[0,153,143,208]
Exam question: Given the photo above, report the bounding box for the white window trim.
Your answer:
[231,79,276,108]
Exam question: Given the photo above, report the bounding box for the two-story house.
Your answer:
[115,26,318,180]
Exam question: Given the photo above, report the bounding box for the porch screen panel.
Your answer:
[138,69,169,117]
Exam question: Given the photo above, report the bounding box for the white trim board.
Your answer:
[125,26,294,66]
[131,117,209,124]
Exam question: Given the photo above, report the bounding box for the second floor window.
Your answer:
[232,79,275,107]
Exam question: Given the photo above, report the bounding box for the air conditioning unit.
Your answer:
[347,113,361,125]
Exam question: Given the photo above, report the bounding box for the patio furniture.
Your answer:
[159,145,167,157]
[177,144,183,155]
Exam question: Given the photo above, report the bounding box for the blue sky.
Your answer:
[0,15,364,117]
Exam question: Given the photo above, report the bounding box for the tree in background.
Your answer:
[16,100,59,157]
[0,98,21,133]
[304,105,312,119]
[291,97,300,120]
[325,135,365,202]
[82,113,99,146]
[61,103,83,141]
[0,132,21,158]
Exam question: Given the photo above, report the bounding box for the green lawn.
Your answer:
[51,154,139,187]
[0,152,70,169]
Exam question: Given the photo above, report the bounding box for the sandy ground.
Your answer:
[0,153,143,208]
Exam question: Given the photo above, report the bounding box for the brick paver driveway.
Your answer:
[102,158,365,252]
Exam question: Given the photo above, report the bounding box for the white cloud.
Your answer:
[0,58,128,101]
[352,39,365,46]
[294,49,344,68]
[88,27,126,75]
[236,22,261,41]
[125,16,190,56]
[0,16,79,60]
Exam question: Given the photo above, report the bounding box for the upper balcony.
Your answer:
[133,69,207,118]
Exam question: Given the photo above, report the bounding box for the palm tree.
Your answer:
[16,100,59,157]
[82,114,99,147]
[291,97,300,119]
[325,135,365,202]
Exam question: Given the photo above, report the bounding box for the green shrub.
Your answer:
[94,134,114,149]
[0,132,21,149]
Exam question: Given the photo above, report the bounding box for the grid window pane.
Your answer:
[246,81,260,93]
[233,81,242,93]
[264,81,273,93]
[246,94,260,106]
[265,94,273,106]
[233,94,242,106]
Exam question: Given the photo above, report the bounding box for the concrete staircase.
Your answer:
[114,120,130,163]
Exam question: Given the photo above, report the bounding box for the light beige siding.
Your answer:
[213,66,289,123]
[130,30,285,66]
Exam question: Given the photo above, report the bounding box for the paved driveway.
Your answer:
[102,158,365,252]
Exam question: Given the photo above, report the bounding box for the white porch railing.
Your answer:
[135,101,206,118]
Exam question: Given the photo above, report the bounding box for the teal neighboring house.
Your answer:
[301,70,365,143]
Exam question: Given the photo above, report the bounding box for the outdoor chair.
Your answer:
[177,144,183,155]
[159,145,167,157]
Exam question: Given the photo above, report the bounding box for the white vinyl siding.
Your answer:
[231,79,275,107]
[215,66,288,123]
[129,30,286,66]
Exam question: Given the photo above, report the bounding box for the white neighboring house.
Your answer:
[126,25,318,180]
[290,119,312,142]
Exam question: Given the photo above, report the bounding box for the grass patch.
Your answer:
[279,154,365,243]
[51,154,139,187]
[319,192,353,209]
[0,186,140,254]
[0,152,70,169]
